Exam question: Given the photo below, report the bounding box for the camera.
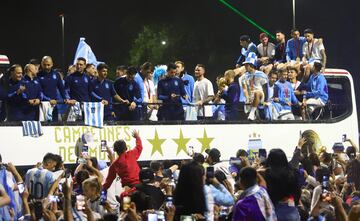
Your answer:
[165,196,173,208]
[342,134,347,142]
[258,148,267,162]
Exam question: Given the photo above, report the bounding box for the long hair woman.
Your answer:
[174,161,207,220]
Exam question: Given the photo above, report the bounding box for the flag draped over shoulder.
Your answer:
[73,38,99,66]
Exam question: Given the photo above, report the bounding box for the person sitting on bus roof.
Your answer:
[302,28,327,82]
[274,30,287,68]
[157,63,187,121]
[302,61,328,119]
[286,28,306,63]
[7,64,42,121]
[240,52,269,121]
[235,35,258,76]
[257,33,275,75]
[273,68,301,120]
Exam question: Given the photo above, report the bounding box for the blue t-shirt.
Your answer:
[305,73,328,103]
[274,80,299,110]
[286,37,306,61]
[91,78,116,116]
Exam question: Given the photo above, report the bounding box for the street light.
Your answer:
[292,0,296,29]
[59,14,65,71]
[161,40,166,45]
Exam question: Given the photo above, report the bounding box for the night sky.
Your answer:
[1,0,359,113]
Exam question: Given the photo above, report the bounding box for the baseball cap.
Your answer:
[205,148,221,161]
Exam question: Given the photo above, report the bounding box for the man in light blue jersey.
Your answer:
[273,68,301,120]
[286,28,306,63]
[175,61,194,103]
[25,153,57,199]
[134,62,154,120]
[240,52,269,120]
[302,61,328,119]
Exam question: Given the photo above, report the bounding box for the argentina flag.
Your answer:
[22,121,43,137]
[83,102,104,128]
[73,37,100,66]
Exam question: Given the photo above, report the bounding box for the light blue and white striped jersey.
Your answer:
[25,167,55,199]
[22,121,43,137]
[83,102,104,128]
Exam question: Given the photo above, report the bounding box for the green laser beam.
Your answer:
[218,0,275,40]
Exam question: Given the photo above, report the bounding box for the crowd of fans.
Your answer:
[0,28,329,122]
[0,130,360,221]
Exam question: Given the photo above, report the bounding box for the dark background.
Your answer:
[1,0,359,122]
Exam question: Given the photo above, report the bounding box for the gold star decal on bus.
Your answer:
[173,129,191,155]
[147,129,166,156]
[197,129,214,153]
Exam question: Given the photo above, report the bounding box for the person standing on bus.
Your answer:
[302,61,328,118]
[64,57,92,105]
[193,64,215,120]
[157,63,187,121]
[37,56,69,121]
[134,62,154,120]
[240,52,269,121]
[113,66,142,121]
[219,70,241,120]
[7,64,42,121]
[175,61,195,103]
[90,63,116,121]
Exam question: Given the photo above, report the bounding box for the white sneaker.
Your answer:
[248,111,256,121]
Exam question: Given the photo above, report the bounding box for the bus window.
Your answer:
[326,76,352,119]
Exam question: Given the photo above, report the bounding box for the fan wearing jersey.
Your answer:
[25,153,57,199]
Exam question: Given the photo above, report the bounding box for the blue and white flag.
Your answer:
[83,102,104,128]
[73,37,100,66]
[22,121,43,137]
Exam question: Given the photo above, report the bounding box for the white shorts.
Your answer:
[306,98,325,113]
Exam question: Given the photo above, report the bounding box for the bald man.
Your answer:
[7,64,43,121]
[37,56,69,121]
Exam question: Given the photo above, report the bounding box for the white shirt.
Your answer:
[100,167,123,210]
[257,42,276,58]
[193,78,214,117]
[303,39,325,61]
[143,79,155,103]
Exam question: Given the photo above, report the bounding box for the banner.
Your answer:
[0,120,357,166]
